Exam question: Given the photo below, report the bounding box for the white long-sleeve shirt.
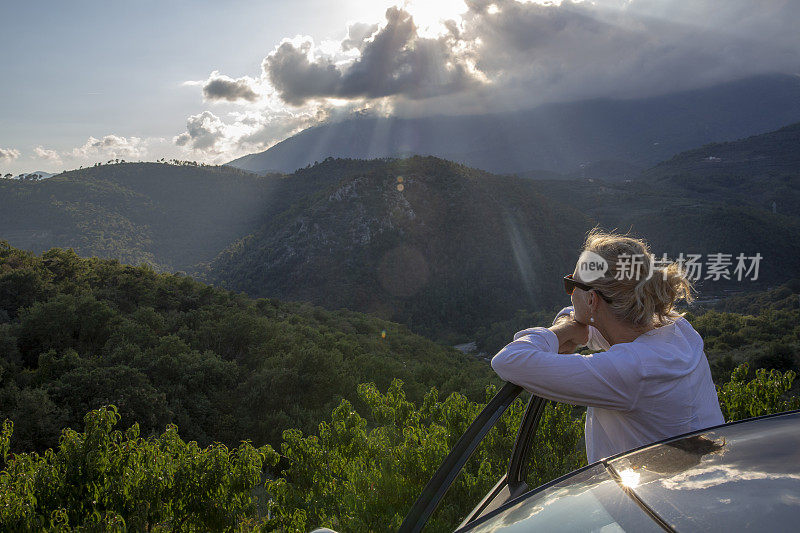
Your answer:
[491,307,725,463]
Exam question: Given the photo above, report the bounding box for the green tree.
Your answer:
[0,406,275,531]
[717,363,800,421]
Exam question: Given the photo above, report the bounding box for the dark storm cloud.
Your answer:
[263,7,481,106]
[261,0,800,110]
[454,0,800,106]
[263,41,343,106]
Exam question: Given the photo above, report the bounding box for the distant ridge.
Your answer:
[0,162,276,271]
[207,156,592,338]
[643,121,800,218]
[646,121,800,179]
[227,74,800,176]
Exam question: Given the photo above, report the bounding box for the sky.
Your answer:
[1,0,798,175]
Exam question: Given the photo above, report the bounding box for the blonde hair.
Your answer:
[579,228,694,328]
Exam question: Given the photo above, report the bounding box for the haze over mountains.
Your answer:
[205,157,591,339]
[227,75,800,176]
[0,163,278,271]
[2,95,800,340]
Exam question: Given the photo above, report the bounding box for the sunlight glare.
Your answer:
[402,0,468,36]
[618,468,641,488]
[327,98,351,107]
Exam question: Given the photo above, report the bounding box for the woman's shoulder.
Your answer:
[627,316,706,377]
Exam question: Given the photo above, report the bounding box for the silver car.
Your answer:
[398,383,800,532]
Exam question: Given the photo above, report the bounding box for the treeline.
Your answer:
[0,242,493,455]
[1,366,797,531]
[1,240,799,530]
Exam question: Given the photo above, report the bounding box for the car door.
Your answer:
[399,383,551,532]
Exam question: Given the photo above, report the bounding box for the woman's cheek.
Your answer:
[572,297,589,323]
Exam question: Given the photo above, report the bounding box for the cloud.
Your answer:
[265,39,343,106]
[263,7,482,105]
[200,70,260,103]
[341,22,380,52]
[171,102,353,161]
[174,0,800,161]
[70,135,147,159]
[174,111,228,151]
[34,146,62,163]
[270,0,799,110]
[0,148,21,162]
[3,136,177,175]
[451,0,800,106]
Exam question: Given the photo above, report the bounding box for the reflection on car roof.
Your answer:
[610,411,800,531]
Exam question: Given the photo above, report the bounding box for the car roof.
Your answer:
[460,410,800,532]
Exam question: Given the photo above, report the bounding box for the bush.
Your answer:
[717,363,800,421]
[0,406,275,531]
[2,366,798,532]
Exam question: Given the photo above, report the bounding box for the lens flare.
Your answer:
[618,468,641,488]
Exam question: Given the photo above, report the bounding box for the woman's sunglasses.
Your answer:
[563,274,612,303]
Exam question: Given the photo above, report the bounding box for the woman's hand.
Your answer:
[549,313,589,354]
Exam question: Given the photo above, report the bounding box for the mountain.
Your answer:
[205,156,592,340]
[643,121,800,217]
[528,187,800,296]
[205,150,800,339]
[7,171,56,180]
[227,74,800,175]
[0,162,281,271]
[5,121,799,341]
[520,118,800,295]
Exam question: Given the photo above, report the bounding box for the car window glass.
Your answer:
[465,464,662,532]
[424,394,528,531]
[523,403,587,490]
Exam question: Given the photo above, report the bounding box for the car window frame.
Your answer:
[399,383,552,532]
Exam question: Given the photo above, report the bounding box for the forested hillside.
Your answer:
[2,354,797,530]
[0,162,280,271]
[644,121,800,218]
[0,242,493,454]
[529,179,800,294]
[4,133,800,343]
[205,156,592,340]
[1,241,799,531]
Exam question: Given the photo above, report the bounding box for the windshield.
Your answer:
[463,464,661,532]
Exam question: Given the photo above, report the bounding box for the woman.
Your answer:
[491,229,724,463]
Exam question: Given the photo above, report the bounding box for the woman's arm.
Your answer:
[550,313,588,353]
[550,306,611,352]
[490,327,642,411]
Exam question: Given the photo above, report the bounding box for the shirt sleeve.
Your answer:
[552,306,574,324]
[491,327,642,411]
